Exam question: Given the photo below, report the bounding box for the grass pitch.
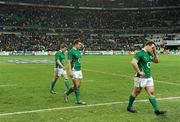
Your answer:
[0,55,180,122]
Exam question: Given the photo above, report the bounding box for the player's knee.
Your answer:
[74,81,80,87]
[133,90,141,96]
[135,93,140,96]
[132,93,139,97]
[75,84,80,89]
[149,91,154,96]
[73,85,80,91]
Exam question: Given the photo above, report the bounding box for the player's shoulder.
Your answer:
[68,48,76,53]
[68,48,74,55]
[134,50,145,58]
[56,51,64,58]
[135,49,144,55]
[55,51,61,55]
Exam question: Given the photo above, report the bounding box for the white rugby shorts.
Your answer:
[72,70,83,80]
[134,77,154,88]
[54,68,67,77]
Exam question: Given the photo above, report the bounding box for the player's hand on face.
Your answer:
[153,47,157,56]
[153,46,156,52]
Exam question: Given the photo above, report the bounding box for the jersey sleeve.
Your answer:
[134,51,142,61]
[149,52,154,61]
[55,53,61,61]
[68,50,73,60]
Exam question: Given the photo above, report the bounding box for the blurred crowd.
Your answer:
[0,32,147,51]
[0,4,180,29]
[0,0,179,8]
[0,3,179,51]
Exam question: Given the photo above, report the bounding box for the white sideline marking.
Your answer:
[84,69,180,86]
[0,84,16,87]
[0,96,180,117]
[84,69,130,78]
[155,80,180,86]
[83,80,95,82]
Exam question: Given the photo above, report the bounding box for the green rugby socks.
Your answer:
[128,95,136,108]
[66,87,74,95]
[51,80,57,90]
[64,79,71,90]
[149,97,159,111]
[75,88,81,102]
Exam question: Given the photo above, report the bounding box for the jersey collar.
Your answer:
[73,47,77,50]
[142,48,147,52]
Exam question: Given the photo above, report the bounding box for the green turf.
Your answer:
[0,55,180,122]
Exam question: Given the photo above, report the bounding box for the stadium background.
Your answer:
[0,0,180,122]
[0,0,180,54]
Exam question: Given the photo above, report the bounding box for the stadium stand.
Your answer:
[0,1,180,51]
[0,0,179,7]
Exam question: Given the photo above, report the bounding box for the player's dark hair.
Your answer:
[145,41,156,47]
[73,39,81,45]
[60,43,67,49]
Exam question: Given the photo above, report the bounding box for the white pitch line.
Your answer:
[155,80,180,86]
[84,69,180,86]
[0,96,180,117]
[0,84,16,87]
[83,80,95,82]
[84,69,130,78]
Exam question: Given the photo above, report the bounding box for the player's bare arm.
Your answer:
[67,60,73,77]
[152,50,159,63]
[131,58,145,77]
[57,60,65,69]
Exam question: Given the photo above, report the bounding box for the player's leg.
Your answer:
[127,87,142,113]
[64,74,74,102]
[64,70,85,104]
[73,79,86,105]
[73,71,86,105]
[73,79,81,103]
[145,86,158,109]
[63,70,75,102]
[127,77,142,113]
[64,78,80,103]
[145,78,166,115]
[50,69,59,94]
[64,85,74,102]
[63,71,72,102]
[62,71,71,90]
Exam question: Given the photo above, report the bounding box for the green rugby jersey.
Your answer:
[68,47,81,71]
[55,50,65,68]
[134,49,154,78]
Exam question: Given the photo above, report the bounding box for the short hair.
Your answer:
[145,41,156,47]
[60,43,67,49]
[73,39,81,45]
